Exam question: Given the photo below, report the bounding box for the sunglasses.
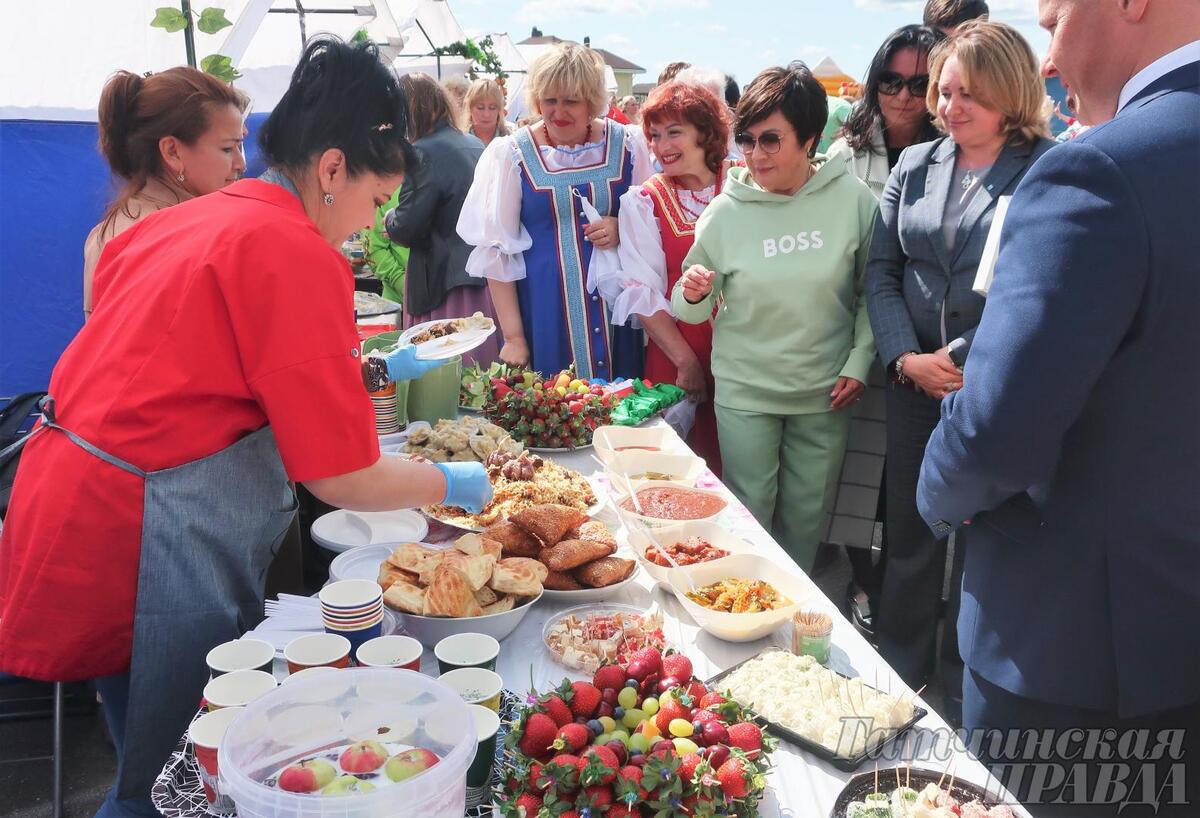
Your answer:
[878,71,930,97]
[734,131,785,154]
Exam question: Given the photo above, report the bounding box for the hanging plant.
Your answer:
[433,36,507,81]
[150,4,240,82]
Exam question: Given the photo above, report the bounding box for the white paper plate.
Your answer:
[400,317,496,361]
[328,544,394,582]
[311,509,430,554]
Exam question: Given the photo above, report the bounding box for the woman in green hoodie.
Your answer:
[672,63,878,571]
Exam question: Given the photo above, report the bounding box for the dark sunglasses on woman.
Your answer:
[878,71,930,97]
[734,131,784,154]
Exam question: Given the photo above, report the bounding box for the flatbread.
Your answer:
[378,564,418,591]
[481,595,516,615]
[423,565,484,618]
[388,542,445,575]
[489,557,548,596]
[383,580,426,614]
[474,586,499,607]
[454,533,502,559]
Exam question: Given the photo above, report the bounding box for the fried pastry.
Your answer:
[566,520,616,549]
[489,557,548,596]
[423,565,483,618]
[544,570,584,591]
[574,556,636,588]
[481,520,542,558]
[543,538,616,571]
[511,503,589,546]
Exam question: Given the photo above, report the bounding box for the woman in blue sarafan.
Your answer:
[457,42,653,381]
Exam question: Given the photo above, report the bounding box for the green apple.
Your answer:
[384,748,439,782]
[321,775,377,795]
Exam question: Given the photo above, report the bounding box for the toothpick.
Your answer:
[906,764,910,789]
[874,762,879,794]
[895,765,902,790]
[937,758,953,789]
[947,766,957,794]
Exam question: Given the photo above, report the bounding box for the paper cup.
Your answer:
[466,704,501,797]
[438,667,503,712]
[325,618,383,656]
[322,607,384,628]
[205,639,274,677]
[284,633,352,674]
[189,705,244,814]
[435,633,499,674]
[280,665,340,686]
[202,669,276,712]
[356,635,423,670]
[319,579,383,612]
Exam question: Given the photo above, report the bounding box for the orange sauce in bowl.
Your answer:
[619,487,726,520]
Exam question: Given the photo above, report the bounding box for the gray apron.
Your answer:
[8,397,296,799]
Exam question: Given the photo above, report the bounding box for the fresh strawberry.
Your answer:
[593,663,628,691]
[553,723,589,753]
[527,760,549,791]
[543,754,581,793]
[518,712,558,759]
[727,722,763,758]
[716,757,750,798]
[693,708,721,726]
[655,696,691,733]
[569,682,602,718]
[579,784,614,809]
[698,692,726,709]
[679,752,704,783]
[578,746,619,785]
[615,763,652,803]
[514,792,543,817]
[662,652,693,683]
[540,694,573,727]
[629,646,663,675]
[606,805,635,818]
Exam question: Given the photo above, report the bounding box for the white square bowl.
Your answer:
[667,553,815,642]
[626,520,758,585]
[605,450,708,490]
[592,425,689,465]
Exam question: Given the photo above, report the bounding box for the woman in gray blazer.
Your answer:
[865,21,1055,719]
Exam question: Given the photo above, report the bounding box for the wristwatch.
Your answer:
[894,351,917,384]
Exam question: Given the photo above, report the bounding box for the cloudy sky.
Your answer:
[454,0,1046,89]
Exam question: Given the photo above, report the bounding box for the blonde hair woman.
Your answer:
[457,43,652,380]
[864,20,1053,713]
[464,79,511,146]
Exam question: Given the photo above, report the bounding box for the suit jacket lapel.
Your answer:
[950,140,1034,267]
[925,137,957,271]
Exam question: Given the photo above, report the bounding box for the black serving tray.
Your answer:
[830,766,1009,817]
[706,651,928,773]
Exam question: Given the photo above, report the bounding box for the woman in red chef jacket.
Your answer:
[0,39,490,818]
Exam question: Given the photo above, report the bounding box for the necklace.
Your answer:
[543,121,592,149]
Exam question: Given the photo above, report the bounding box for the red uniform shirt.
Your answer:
[0,180,378,681]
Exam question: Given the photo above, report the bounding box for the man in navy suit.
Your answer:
[917,1,1200,815]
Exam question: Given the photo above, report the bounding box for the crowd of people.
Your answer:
[0,0,1197,816]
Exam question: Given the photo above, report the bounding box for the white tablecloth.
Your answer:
[414,427,1029,817]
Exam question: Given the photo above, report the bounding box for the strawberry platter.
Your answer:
[496,646,777,818]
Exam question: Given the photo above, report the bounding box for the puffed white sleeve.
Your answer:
[588,186,673,326]
[456,136,532,282]
[625,124,655,186]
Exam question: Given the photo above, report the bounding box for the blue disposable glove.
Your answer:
[384,343,444,382]
[434,462,493,513]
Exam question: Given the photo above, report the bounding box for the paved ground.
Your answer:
[0,539,956,817]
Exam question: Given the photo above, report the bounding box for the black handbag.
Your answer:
[0,392,47,520]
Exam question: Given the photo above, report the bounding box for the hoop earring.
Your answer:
[323,192,335,206]
[176,170,185,183]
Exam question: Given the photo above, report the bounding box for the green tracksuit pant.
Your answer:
[714,404,850,572]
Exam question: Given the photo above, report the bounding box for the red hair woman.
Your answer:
[592,81,730,474]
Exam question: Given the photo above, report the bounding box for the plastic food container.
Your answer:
[612,481,730,530]
[668,554,814,642]
[219,668,476,818]
[626,520,758,585]
[604,451,707,490]
[592,425,688,465]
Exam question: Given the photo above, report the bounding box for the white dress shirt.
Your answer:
[1117,39,1200,112]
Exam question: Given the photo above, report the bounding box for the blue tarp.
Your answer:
[0,113,269,396]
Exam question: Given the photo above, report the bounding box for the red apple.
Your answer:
[385,748,440,782]
[338,740,388,774]
[278,758,338,793]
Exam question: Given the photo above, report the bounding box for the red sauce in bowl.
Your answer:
[620,487,726,520]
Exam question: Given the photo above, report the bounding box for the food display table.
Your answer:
[155,422,1028,818]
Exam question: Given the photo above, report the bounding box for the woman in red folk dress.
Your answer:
[592,81,732,475]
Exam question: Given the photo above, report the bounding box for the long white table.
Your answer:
[415,426,1029,818]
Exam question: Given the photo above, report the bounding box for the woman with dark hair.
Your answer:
[592,81,731,474]
[386,73,498,365]
[0,39,491,817]
[826,24,943,637]
[671,63,878,571]
[83,67,250,318]
[829,25,945,197]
